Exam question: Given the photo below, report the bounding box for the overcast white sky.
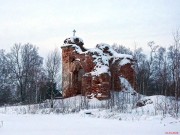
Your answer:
[0,0,180,58]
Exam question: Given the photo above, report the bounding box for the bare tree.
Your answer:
[0,50,14,105]
[112,43,133,55]
[173,30,180,100]
[45,48,61,108]
[7,44,24,102]
[134,47,147,95]
[7,43,43,104]
[172,30,180,117]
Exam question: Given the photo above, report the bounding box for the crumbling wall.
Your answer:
[61,39,136,100]
[110,60,136,91]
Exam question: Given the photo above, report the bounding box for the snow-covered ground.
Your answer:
[0,95,180,135]
[0,113,179,135]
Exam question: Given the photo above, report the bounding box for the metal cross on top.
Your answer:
[73,29,76,36]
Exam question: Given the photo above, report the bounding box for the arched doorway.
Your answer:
[71,61,84,95]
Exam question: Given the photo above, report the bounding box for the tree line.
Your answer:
[0,43,61,106]
[112,31,180,101]
[0,31,179,107]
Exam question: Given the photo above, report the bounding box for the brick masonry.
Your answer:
[61,37,136,100]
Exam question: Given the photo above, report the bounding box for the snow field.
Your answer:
[0,113,179,135]
[0,95,180,135]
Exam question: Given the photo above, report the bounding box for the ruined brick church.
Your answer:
[61,33,136,100]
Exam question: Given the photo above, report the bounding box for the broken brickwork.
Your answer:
[61,36,136,100]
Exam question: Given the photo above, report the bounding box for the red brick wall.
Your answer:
[61,45,136,100]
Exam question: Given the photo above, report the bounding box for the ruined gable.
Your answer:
[61,36,136,100]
